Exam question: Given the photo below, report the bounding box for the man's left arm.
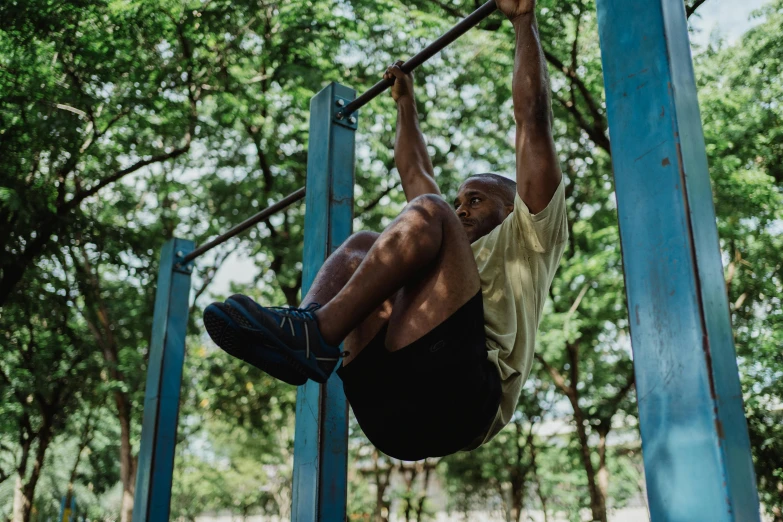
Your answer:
[499,0,562,214]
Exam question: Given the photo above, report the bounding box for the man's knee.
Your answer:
[405,194,454,221]
[343,231,380,252]
[334,231,378,271]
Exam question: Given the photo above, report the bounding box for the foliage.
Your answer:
[0,0,781,520]
[696,1,783,516]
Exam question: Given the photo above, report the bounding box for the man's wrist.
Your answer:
[509,11,535,28]
[396,96,417,111]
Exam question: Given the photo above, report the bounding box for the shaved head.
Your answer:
[454,173,516,242]
[469,173,516,206]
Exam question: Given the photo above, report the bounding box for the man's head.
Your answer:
[454,173,516,242]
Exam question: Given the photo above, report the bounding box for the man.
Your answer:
[204,0,567,461]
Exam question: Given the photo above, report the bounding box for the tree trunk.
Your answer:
[414,459,437,521]
[596,428,610,510]
[372,451,392,522]
[529,435,549,522]
[572,400,606,521]
[64,414,93,521]
[403,464,416,522]
[510,422,524,522]
[76,249,137,522]
[13,414,54,522]
[119,404,137,522]
[11,476,27,522]
[565,343,607,522]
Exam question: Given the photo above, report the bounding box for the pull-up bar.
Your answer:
[337,0,498,118]
[180,186,306,265]
[179,1,498,267]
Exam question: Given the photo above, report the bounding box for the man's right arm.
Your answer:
[386,63,441,201]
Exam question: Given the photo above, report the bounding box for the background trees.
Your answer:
[1,0,781,520]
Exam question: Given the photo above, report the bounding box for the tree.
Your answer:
[1,0,359,518]
[0,267,103,522]
[696,2,783,517]
[1,0,780,519]
[443,392,544,522]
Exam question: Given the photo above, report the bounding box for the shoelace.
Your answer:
[268,303,343,361]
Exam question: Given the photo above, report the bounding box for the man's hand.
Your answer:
[384,60,415,104]
[496,0,536,21]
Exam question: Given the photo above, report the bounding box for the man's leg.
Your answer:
[207,193,480,383]
[315,194,480,354]
[300,231,393,365]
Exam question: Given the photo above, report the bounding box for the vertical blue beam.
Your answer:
[595,0,760,520]
[59,496,75,522]
[132,238,193,522]
[292,82,356,521]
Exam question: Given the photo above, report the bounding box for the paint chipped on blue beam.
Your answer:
[595,0,760,520]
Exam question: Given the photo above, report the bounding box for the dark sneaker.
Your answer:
[226,294,341,383]
[203,302,307,386]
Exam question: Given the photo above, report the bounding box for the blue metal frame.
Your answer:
[291,82,356,522]
[132,3,764,518]
[132,239,193,522]
[59,495,76,522]
[596,0,760,519]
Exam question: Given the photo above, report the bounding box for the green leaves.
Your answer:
[1,0,781,519]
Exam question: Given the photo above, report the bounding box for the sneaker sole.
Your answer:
[226,297,334,383]
[203,304,307,386]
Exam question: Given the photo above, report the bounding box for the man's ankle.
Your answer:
[313,307,342,347]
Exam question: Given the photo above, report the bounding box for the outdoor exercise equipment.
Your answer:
[132,0,762,520]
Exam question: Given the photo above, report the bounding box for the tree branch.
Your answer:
[552,91,612,153]
[545,51,611,156]
[566,283,589,318]
[534,353,573,396]
[358,180,401,216]
[64,140,192,212]
[244,122,275,194]
[686,0,709,18]
[604,367,636,418]
[0,365,30,409]
[190,249,232,315]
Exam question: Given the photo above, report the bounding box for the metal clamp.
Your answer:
[174,250,194,275]
[333,96,358,129]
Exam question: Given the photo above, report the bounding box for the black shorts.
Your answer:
[336,291,501,461]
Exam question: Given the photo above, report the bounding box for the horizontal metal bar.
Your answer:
[180,186,306,265]
[338,0,498,117]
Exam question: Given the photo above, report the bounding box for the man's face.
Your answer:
[453,178,514,243]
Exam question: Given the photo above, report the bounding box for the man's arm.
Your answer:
[499,0,562,214]
[385,62,441,201]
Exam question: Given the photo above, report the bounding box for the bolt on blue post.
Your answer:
[132,238,194,522]
[595,0,761,519]
[292,82,357,522]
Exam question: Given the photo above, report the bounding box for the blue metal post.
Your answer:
[59,496,75,522]
[292,82,356,521]
[132,238,194,522]
[595,0,760,520]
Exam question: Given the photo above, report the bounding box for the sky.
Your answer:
[689,0,771,46]
[204,0,774,302]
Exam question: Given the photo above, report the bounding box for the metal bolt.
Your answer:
[176,251,184,257]
[335,112,345,120]
[336,99,345,107]
[349,117,357,125]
